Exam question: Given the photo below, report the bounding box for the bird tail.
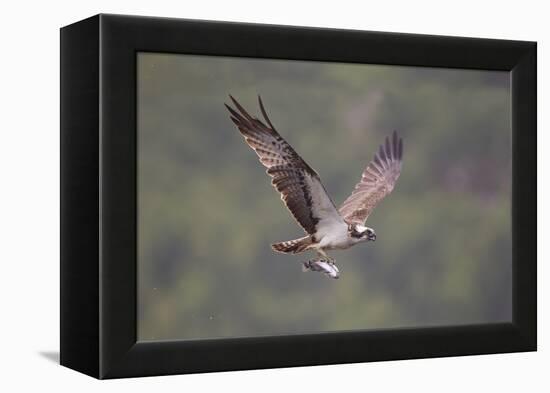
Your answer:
[271,236,312,254]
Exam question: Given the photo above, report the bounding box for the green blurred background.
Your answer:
[137,53,511,341]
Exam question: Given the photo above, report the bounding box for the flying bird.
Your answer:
[225,95,403,272]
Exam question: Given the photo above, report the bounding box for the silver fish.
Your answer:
[302,259,340,279]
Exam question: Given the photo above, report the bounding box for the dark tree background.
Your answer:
[137,53,511,341]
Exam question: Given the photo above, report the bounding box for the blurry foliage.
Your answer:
[137,53,512,341]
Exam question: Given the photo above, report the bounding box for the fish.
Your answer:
[302,258,340,279]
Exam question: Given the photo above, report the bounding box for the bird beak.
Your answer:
[369,233,376,241]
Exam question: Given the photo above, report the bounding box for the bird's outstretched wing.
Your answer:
[225,95,345,236]
[339,131,403,225]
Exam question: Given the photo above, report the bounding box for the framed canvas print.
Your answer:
[60,14,536,379]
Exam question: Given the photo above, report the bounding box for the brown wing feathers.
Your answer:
[339,131,403,225]
[225,95,323,235]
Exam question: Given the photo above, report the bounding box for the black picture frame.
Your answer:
[60,14,536,379]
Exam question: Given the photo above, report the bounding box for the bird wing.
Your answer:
[339,131,403,225]
[225,95,345,236]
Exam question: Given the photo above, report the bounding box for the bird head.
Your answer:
[351,224,376,242]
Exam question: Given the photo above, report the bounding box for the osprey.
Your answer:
[225,95,403,270]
